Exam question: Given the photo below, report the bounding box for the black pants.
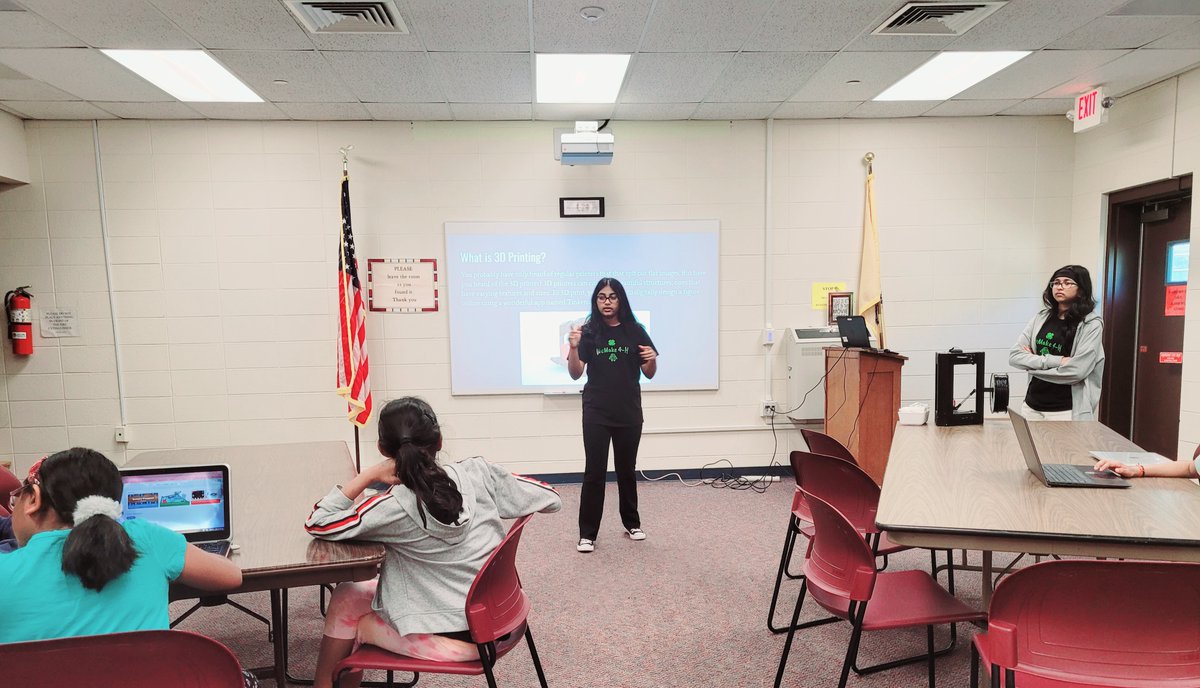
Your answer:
[578,422,642,540]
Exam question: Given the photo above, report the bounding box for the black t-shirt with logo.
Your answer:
[1024,316,1078,412]
[579,321,656,427]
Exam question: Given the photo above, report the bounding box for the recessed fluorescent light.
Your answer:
[536,53,630,104]
[101,50,262,103]
[874,51,1030,101]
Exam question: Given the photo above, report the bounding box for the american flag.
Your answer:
[337,171,372,426]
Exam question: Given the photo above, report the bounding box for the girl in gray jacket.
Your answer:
[1009,265,1105,420]
[306,397,561,688]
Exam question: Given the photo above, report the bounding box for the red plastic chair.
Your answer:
[332,515,548,688]
[0,464,20,517]
[801,428,858,464]
[0,630,245,687]
[775,490,985,688]
[796,451,911,559]
[971,560,1200,688]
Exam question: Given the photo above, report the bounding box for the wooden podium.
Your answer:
[823,347,907,485]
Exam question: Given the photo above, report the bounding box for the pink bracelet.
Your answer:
[1137,464,1145,478]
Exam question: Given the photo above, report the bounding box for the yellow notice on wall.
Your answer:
[811,282,847,309]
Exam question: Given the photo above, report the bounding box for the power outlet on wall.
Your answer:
[761,401,777,418]
[114,426,129,444]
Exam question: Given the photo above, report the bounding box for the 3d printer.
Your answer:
[934,349,1009,426]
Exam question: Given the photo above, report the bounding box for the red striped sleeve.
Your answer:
[305,492,393,535]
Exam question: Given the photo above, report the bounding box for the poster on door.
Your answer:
[1165,285,1186,317]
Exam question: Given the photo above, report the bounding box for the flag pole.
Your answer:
[862,151,886,350]
[339,145,362,474]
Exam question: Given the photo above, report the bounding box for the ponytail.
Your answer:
[378,398,464,527]
[39,448,138,591]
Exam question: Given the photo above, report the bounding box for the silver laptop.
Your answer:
[118,464,233,556]
[1008,409,1131,488]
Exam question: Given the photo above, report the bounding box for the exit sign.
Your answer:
[1073,87,1108,133]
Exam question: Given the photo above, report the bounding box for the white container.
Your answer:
[898,404,928,426]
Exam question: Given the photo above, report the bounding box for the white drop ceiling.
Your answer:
[0,0,1198,121]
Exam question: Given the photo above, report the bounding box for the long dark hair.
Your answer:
[583,277,640,335]
[377,397,463,527]
[36,448,137,591]
[1041,264,1096,325]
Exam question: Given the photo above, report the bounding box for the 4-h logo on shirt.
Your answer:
[608,339,616,346]
[607,339,618,361]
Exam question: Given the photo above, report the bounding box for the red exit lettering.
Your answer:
[1077,91,1096,120]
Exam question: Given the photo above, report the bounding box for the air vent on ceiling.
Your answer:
[872,2,1006,36]
[285,0,408,34]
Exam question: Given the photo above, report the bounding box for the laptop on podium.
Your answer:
[835,315,874,349]
[1008,409,1130,488]
[118,464,233,556]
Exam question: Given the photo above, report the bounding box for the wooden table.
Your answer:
[129,442,385,686]
[876,419,1200,606]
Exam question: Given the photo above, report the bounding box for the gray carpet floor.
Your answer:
[171,479,993,687]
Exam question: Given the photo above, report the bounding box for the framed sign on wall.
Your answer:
[827,291,853,325]
[367,258,439,312]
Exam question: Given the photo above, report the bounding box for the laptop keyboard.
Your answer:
[195,541,229,554]
[1043,464,1088,484]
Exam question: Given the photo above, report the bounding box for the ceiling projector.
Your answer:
[556,121,613,165]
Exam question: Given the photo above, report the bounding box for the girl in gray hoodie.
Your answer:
[306,397,561,688]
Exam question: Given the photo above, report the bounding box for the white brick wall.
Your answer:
[0,85,1192,474]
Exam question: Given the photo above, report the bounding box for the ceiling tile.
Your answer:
[0,48,174,101]
[0,9,86,48]
[1111,0,1200,14]
[947,0,1127,50]
[957,50,1129,100]
[772,101,861,119]
[323,51,444,102]
[307,33,425,52]
[620,53,733,103]
[149,0,314,50]
[846,101,936,118]
[1048,16,1196,50]
[788,51,934,102]
[185,102,288,119]
[923,99,1022,117]
[744,0,896,52]
[708,52,833,102]
[640,0,776,52]
[428,53,529,103]
[1038,48,1200,97]
[96,101,203,119]
[692,102,781,119]
[275,102,372,120]
[2,100,117,119]
[613,103,697,120]
[533,103,614,121]
[0,78,76,101]
[999,98,1075,116]
[404,0,528,52]
[450,103,531,120]
[213,51,356,103]
[533,0,651,53]
[17,0,198,49]
[363,102,453,120]
[1146,19,1200,48]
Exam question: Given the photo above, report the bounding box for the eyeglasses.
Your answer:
[8,476,36,512]
[596,294,619,302]
[1051,280,1078,289]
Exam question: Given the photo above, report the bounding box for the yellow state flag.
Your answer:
[857,170,885,347]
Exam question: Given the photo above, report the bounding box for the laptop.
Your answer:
[1008,409,1130,488]
[119,464,233,556]
[835,315,874,349]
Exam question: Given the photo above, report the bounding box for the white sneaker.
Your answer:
[626,528,647,541]
[576,538,595,553]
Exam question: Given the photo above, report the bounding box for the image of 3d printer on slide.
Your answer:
[1009,265,1105,421]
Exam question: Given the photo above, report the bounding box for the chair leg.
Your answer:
[772,580,811,688]
[1004,668,1015,688]
[991,665,1000,688]
[525,627,550,688]
[926,625,936,688]
[838,603,868,688]
[970,642,979,688]
[767,517,801,634]
[478,643,499,688]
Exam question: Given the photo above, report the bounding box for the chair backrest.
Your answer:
[800,489,877,605]
[985,560,1200,683]
[465,514,534,644]
[800,429,857,464]
[0,630,244,688]
[0,465,21,518]
[792,450,881,535]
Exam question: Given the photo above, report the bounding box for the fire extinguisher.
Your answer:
[5,286,33,356]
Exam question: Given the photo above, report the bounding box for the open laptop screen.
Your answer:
[118,465,231,541]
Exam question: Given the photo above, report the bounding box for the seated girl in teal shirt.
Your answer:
[0,447,243,643]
